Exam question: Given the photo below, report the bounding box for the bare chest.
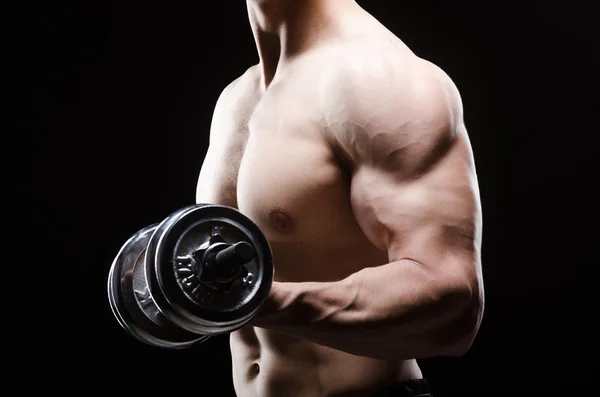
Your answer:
[196,83,356,245]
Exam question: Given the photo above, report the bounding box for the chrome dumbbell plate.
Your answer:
[107,223,209,349]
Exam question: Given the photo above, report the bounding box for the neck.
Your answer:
[246,0,355,87]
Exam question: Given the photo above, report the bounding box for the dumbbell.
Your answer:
[107,204,273,349]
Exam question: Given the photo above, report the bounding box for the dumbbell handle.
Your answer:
[200,241,255,283]
[216,241,254,268]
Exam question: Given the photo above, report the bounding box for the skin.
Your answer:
[195,0,484,396]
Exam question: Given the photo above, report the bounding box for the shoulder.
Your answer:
[325,53,466,172]
[210,65,261,132]
[333,53,463,131]
[213,65,261,114]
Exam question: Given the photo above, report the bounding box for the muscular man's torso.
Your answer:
[196,11,426,397]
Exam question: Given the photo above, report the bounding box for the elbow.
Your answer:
[441,280,485,357]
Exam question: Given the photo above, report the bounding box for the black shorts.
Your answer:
[369,379,432,397]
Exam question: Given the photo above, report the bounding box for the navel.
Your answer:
[268,208,295,233]
[249,362,260,377]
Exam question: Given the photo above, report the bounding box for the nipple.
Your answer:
[268,208,295,233]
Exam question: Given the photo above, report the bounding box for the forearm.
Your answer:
[251,259,479,360]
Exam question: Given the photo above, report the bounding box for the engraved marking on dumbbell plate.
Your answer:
[210,225,225,244]
[134,287,153,308]
[175,256,200,297]
[175,256,200,291]
[242,272,254,286]
[174,255,215,305]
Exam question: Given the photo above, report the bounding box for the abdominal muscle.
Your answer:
[231,330,422,397]
[229,240,423,397]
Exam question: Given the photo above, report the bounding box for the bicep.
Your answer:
[336,61,481,278]
[350,132,482,278]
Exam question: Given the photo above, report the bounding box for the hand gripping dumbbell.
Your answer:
[107,204,273,349]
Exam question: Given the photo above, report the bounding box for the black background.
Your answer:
[20,1,597,395]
